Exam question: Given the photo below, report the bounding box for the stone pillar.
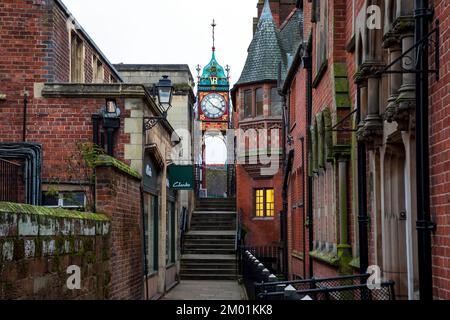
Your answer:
[334,147,352,275]
[384,39,402,121]
[394,17,416,130]
[364,74,383,137]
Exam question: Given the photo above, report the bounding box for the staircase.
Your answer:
[180,198,237,280]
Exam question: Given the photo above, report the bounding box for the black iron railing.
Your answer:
[179,206,188,255]
[0,158,20,202]
[241,250,396,301]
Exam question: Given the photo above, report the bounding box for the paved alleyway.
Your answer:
[162,281,246,300]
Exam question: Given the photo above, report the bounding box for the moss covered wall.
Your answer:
[0,202,111,300]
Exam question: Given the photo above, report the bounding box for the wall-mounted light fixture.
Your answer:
[92,98,121,156]
[144,75,174,131]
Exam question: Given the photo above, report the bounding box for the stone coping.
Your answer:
[94,154,141,180]
[309,249,340,267]
[0,202,109,221]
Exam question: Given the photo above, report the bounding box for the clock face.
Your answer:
[201,93,227,119]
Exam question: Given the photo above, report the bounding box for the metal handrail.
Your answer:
[258,281,396,300]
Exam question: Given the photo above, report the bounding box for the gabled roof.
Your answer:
[234,0,303,88]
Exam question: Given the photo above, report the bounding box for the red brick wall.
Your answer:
[0,0,121,141]
[95,165,143,300]
[236,165,283,246]
[430,0,450,300]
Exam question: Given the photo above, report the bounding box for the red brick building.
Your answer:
[278,0,449,300]
[231,0,301,253]
[0,0,179,300]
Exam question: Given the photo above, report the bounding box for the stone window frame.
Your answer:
[255,87,264,117]
[270,87,283,117]
[92,54,104,83]
[254,188,275,218]
[243,89,253,119]
[70,31,85,83]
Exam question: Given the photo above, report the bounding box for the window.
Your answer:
[244,90,253,118]
[42,192,86,209]
[70,32,84,83]
[255,88,264,117]
[255,189,275,217]
[270,87,282,116]
[144,194,159,274]
[92,55,104,83]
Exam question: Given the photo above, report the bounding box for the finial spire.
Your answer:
[261,0,273,20]
[211,19,217,51]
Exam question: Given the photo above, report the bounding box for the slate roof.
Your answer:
[234,0,303,87]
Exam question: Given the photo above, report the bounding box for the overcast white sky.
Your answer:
[62,0,257,86]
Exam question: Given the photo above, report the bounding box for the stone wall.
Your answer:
[0,202,110,300]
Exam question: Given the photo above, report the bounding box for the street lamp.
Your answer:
[144,75,174,131]
[101,98,121,156]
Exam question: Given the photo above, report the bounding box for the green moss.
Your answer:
[309,250,340,267]
[85,251,96,264]
[349,256,360,270]
[336,93,351,109]
[0,202,109,222]
[52,254,62,273]
[173,83,193,92]
[337,244,353,275]
[334,63,348,78]
[94,154,141,179]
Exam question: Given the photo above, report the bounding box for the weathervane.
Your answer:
[225,65,231,81]
[196,64,202,82]
[211,19,216,51]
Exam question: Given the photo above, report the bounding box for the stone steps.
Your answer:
[180,198,237,281]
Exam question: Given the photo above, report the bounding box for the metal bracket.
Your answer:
[331,109,358,132]
[376,20,440,81]
[143,116,166,131]
[416,219,437,233]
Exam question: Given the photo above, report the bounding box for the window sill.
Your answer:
[146,271,158,278]
[291,251,304,261]
[309,249,339,267]
[252,217,275,221]
[166,263,176,269]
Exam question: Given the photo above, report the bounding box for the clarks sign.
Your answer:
[168,165,194,190]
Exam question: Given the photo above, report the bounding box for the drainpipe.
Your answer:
[300,136,307,279]
[282,150,294,279]
[141,185,149,300]
[356,85,369,275]
[414,0,433,301]
[22,91,28,142]
[303,54,314,278]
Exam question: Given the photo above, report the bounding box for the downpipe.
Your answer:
[414,0,434,301]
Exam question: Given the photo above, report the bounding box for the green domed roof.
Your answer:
[199,49,229,89]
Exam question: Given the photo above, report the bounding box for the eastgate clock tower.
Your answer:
[195,20,233,198]
[197,25,230,131]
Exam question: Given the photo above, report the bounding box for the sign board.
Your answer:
[168,165,194,190]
